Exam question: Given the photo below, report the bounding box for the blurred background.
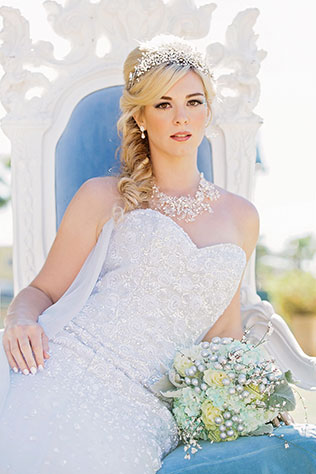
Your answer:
[0,0,315,422]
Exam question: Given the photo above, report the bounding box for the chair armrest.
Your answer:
[241,299,316,391]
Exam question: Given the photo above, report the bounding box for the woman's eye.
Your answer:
[155,102,170,109]
[188,99,203,106]
[155,100,203,109]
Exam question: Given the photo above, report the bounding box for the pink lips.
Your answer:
[170,132,192,142]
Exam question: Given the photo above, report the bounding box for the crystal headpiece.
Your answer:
[127,34,213,90]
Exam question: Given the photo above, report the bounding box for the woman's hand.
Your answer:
[271,411,295,427]
[2,319,50,375]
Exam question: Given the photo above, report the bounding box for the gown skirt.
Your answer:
[0,325,179,474]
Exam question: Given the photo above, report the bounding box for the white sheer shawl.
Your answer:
[0,218,115,416]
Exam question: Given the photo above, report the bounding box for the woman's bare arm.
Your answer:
[202,195,260,342]
[5,287,53,327]
[202,197,293,425]
[28,177,116,304]
[202,279,245,342]
[2,176,117,375]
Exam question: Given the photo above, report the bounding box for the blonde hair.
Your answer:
[112,42,216,224]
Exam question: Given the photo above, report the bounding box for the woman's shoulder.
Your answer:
[82,175,120,191]
[214,183,259,223]
[80,176,122,237]
[213,183,260,258]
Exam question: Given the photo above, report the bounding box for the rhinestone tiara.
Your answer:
[127,34,213,90]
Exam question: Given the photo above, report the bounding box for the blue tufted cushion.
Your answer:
[158,424,316,473]
[55,85,214,229]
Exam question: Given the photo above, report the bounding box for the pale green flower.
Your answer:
[207,429,222,442]
[203,369,227,387]
[173,346,202,376]
[201,400,223,430]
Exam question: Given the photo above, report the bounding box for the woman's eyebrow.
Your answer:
[160,92,205,100]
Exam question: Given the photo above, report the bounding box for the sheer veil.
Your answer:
[0,218,115,416]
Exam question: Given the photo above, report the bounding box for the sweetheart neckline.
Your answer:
[125,208,247,258]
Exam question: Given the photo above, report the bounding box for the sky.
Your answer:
[0,0,315,258]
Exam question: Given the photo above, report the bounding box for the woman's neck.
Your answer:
[151,170,201,197]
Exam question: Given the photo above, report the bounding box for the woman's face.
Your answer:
[138,70,210,161]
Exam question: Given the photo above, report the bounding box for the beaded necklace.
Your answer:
[149,172,220,223]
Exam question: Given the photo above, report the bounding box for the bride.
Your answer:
[0,34,311,473]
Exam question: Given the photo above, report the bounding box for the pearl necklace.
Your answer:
[149,172,220,223]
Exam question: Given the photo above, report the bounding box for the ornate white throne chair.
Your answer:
[1,2,316,472]
[0,0,315,399]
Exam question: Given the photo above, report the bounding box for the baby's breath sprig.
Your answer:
[178,417,203,459]
[229,321,274,361]
[268,430,291,449]
[252,320,274,349]
[268,427,316,459]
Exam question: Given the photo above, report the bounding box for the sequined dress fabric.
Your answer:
[0,209,246,474]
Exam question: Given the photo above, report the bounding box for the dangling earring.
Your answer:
[139,125,146,139]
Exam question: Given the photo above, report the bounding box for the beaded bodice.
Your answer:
[56,208,246,389]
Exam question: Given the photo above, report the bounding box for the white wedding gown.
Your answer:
[0,208,247,474]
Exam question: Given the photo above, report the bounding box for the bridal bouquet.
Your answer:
[151,323,298,459]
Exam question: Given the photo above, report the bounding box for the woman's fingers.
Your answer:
[41,331,50,360]
[18,335,38,374]
[272,416,280,427]
[279,411,295,425]
[29,328,46,370]
[2,339,19,373]
[10,336,35,374]
[3,323,50,374]
[272,412,295,428]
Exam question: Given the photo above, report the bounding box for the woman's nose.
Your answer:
[173,107,189,125]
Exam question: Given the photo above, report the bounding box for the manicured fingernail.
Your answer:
[12,367,18,373]
[23,369,30,375]
[30,366,37,375]
[38,364,44,371]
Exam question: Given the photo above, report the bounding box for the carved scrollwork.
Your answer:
[0,1,266,124]
[206,8,267,123]
[0,7,51,118]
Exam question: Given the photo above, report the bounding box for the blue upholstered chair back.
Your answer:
[55,85,213,230]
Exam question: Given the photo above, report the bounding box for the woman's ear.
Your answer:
[133,110,146,129]
[132,115,140,128]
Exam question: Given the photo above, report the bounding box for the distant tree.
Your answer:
[0,155,11,208]
[255,234,316,315]
[281,234,316,270]
[255,238,271,264]
[255,237,275,298]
